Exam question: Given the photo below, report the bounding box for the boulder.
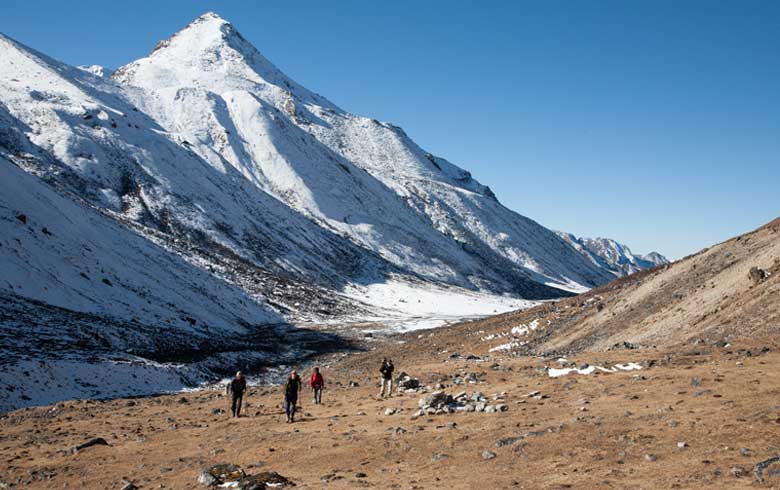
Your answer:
[419,391,451,409]
[198,463,245,486]
[398,375,421,390]
[238,471,295,489]
[749,267,769,285]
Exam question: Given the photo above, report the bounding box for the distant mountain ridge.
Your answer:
[556,231,669,277]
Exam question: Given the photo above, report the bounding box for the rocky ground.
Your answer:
[2,330,780,489]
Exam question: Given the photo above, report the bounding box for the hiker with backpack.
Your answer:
[226,371,247,417]
[379,358,395,398]
[284,370,302,423]
[310,367,325,405]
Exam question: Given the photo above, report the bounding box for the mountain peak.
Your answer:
[194,11,228,24]
[146,11,243,58]
[112,13,337,108]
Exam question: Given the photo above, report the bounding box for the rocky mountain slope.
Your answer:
[556,231,669,277]
[464,219,779,355]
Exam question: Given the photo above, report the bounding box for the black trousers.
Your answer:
[231,392,244,417]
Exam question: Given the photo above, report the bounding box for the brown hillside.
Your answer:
[429,218,780,356]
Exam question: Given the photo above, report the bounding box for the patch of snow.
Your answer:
[548,362,643,378]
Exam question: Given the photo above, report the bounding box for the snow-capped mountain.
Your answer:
[0,13,649,409]
[556,232,669,277]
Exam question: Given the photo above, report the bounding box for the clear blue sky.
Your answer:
[2,0,778,259]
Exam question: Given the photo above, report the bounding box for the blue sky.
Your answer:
[2,0,778,259]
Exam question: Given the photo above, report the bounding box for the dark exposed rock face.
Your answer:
[748,266,768,285]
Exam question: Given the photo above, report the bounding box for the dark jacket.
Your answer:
[284,375,302,399]
[228,376,246,396]
[380,361,394,380]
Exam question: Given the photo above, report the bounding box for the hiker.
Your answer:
[284,370,302,423]
[379,358,395,398]
[310,367,325,404]
[226,371,247,417]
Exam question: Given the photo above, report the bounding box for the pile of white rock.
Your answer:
[414,390,508,416]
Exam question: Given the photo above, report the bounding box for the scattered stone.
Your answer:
[418,391,451,409]
[384,408,396,416]
[349,381,360,388]
[730,466,747,478]
[677,441,688,450]
[496,437,523,448]
[482,450,497,460]
[120,481,138,490]
[645,454,657,462]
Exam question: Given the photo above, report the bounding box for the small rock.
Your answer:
[482,450,497,460]
[431,453,449,462]
[677,441,688,450]
[384,408,396,416]
[730,466,746,478]
[496,437,523,448]
[645,454,657,462]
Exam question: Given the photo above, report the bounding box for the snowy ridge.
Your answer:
[556,231,669,277]
[112,12,615,294]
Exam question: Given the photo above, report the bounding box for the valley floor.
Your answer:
[2,329,780,489]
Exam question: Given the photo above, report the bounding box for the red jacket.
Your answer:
[310,371,324,389]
